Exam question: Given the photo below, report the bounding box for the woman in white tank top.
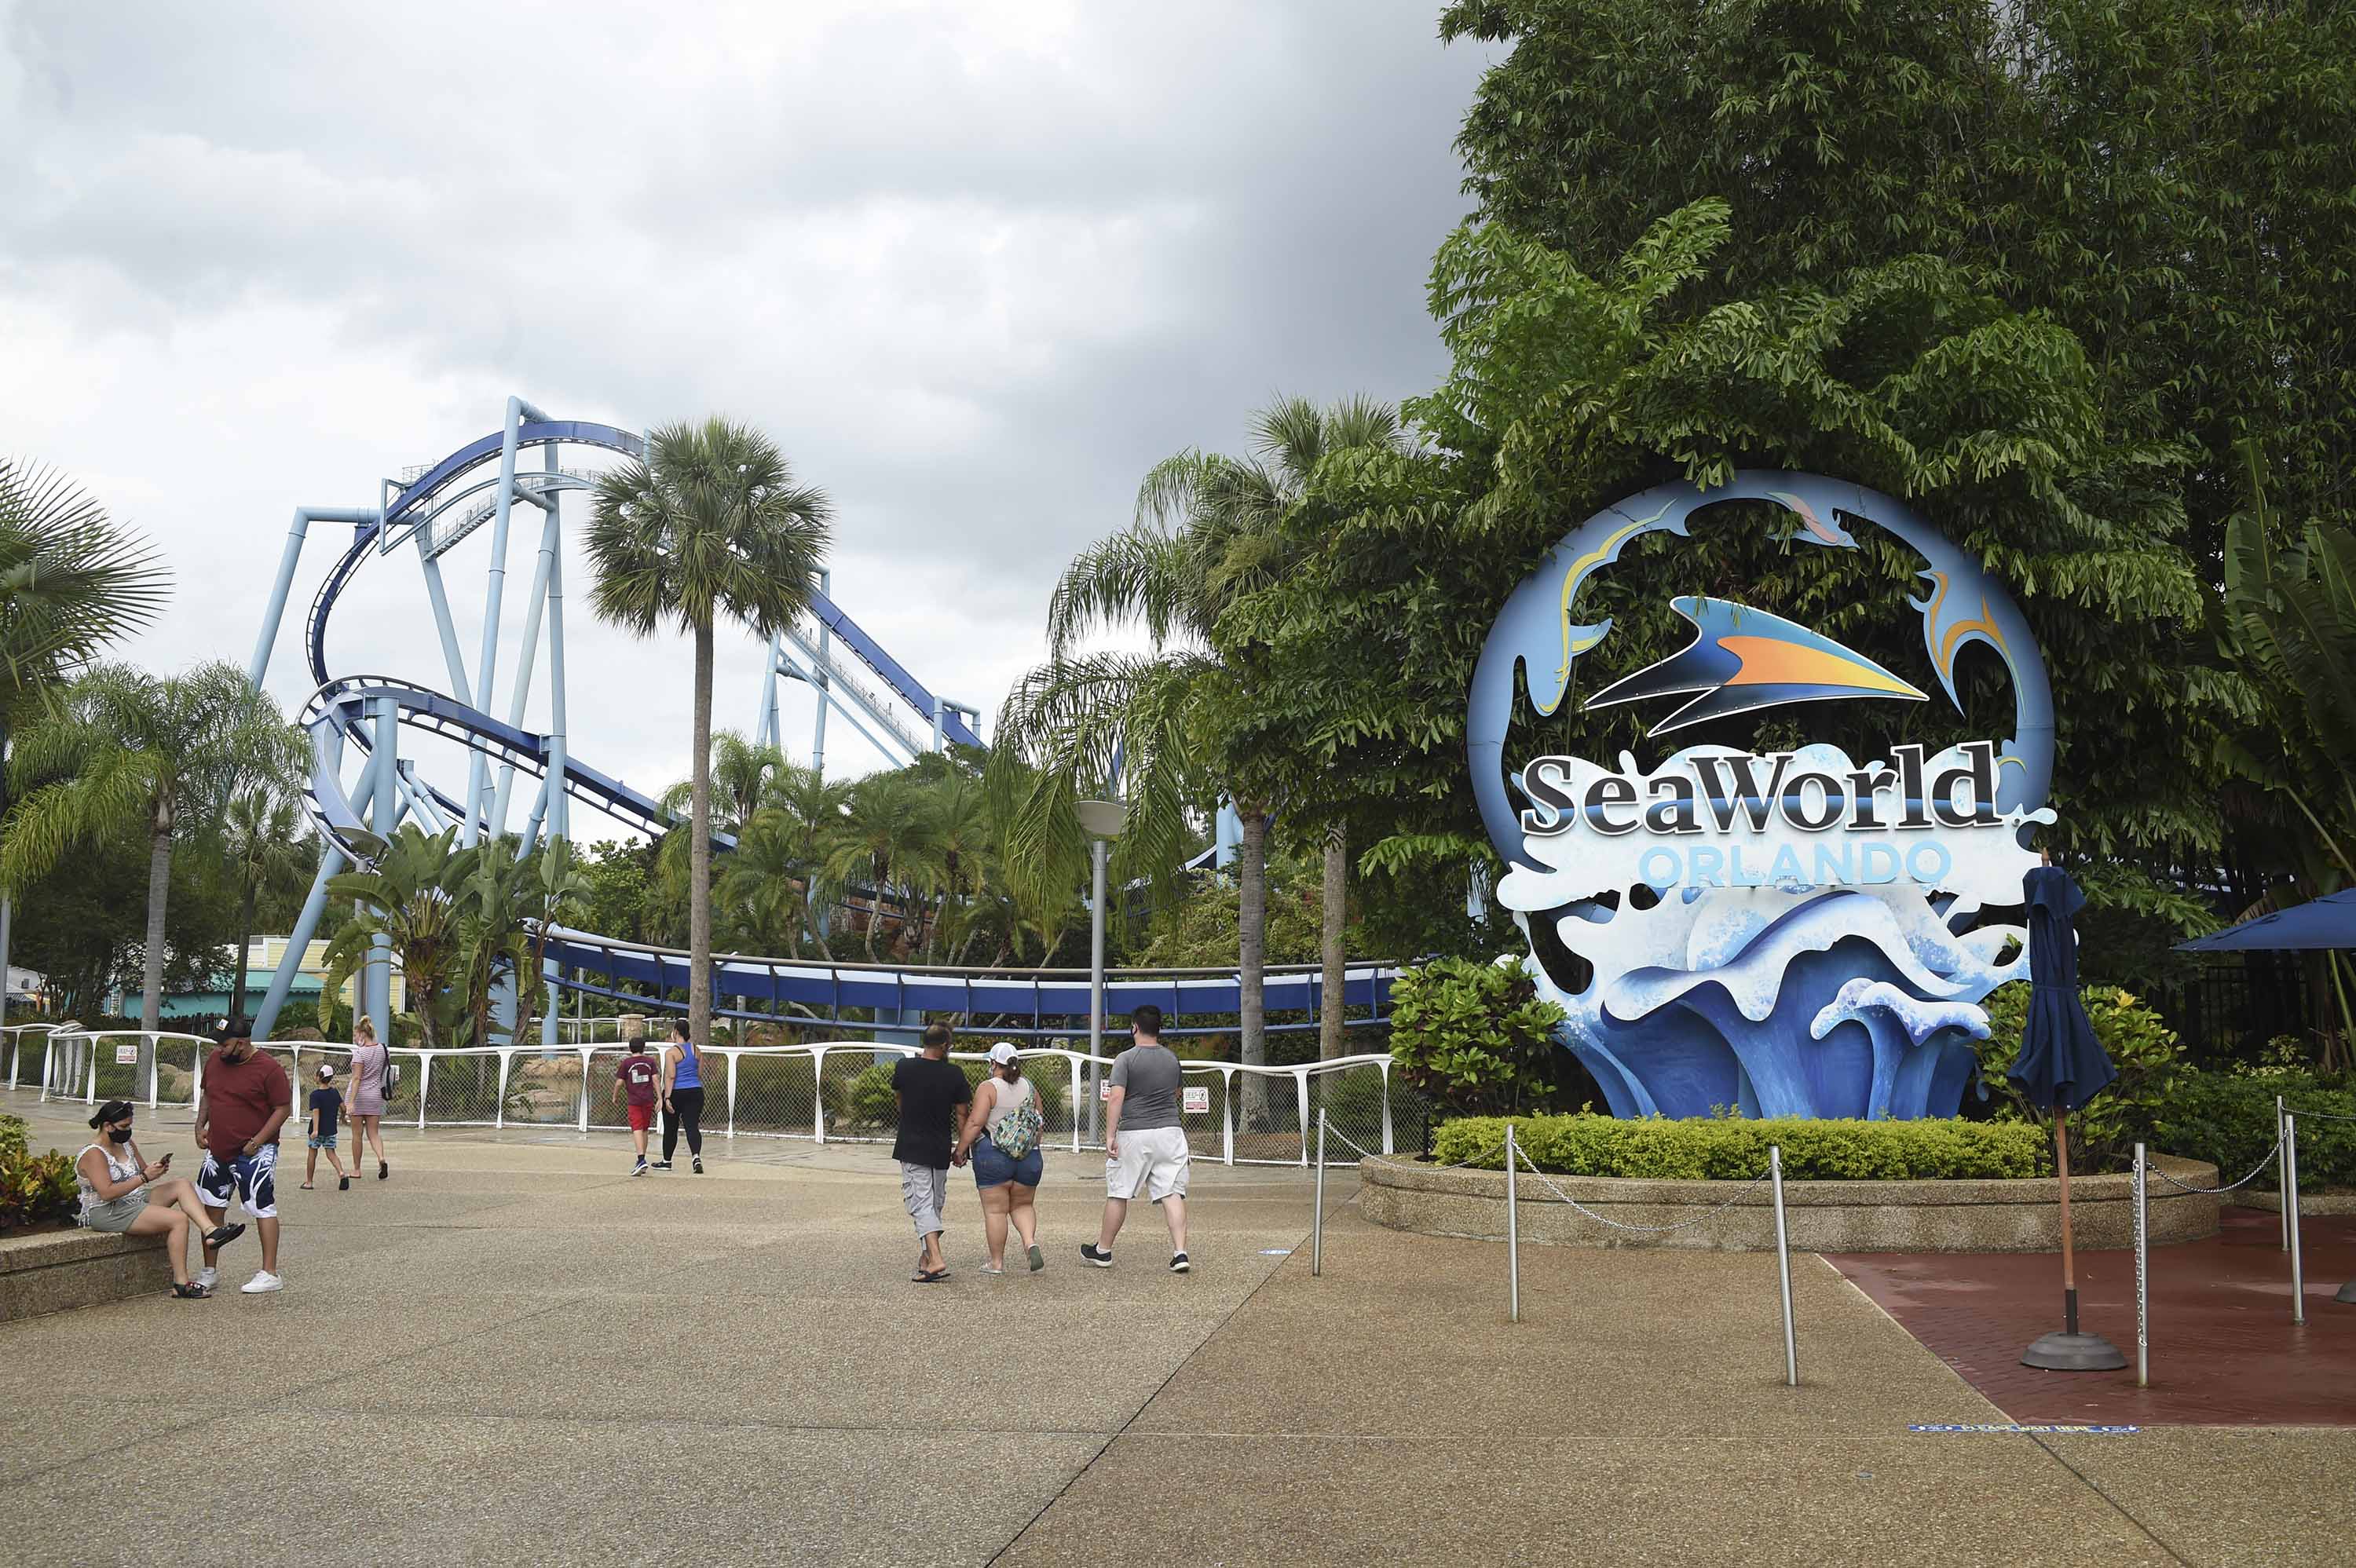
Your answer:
[953,1043,1046,1274]
[73,1098,247,1299]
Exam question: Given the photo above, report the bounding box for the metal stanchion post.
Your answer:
[2277,1095,2289,1252]
[1770,1145,1796,1387]
[1505,1121,1520,1324]
[2133,1142,2149,1388]
[1312,1108,1327,1277]
[2286,1113,2305,1325]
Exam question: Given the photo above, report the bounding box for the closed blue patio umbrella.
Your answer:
[2010,857,2127,1371]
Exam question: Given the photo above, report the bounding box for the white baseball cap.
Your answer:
[986,1042,1020,1066]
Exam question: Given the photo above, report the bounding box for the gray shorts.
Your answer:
[80,1196,148,1234]
[899,1162,947,1237]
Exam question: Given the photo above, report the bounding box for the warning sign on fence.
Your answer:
[115,1043,139,1065]
[1182,1086,1210,1115]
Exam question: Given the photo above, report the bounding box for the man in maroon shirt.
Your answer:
[193,1017,292,1294]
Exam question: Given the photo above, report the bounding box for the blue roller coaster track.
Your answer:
[245,397,1396,1047]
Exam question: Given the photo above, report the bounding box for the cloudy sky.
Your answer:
[0,2,1491,839]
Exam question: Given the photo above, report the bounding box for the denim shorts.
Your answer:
[970,1135,1043,1190]
[308,1134,337,1150]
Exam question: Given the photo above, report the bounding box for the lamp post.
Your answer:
[1077,799,1126,1146]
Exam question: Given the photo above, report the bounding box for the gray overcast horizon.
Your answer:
[0,2,1493,839]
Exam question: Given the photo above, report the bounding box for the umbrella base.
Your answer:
[2021,1331,2128,1372]
[2336,1280,2356,1306]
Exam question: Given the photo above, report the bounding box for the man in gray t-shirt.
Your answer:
[1081,1005,1193,1273]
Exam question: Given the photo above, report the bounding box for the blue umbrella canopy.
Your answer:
[2175,887,2356,952]
[2007,865,2117,1113]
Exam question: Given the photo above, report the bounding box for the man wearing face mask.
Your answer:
[192,1017,293,1295]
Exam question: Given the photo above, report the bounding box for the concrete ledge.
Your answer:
[1358,1153,2222,1252]
[2237,1190,2356,1216]
[0,1226,172,1321]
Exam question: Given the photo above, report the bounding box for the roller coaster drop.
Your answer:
[247,397,1394,1048]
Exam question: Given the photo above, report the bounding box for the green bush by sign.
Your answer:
[1387,956,1569,1117]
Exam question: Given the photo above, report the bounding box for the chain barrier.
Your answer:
[1323,1119,1478,1171]
[1512,1143,1772,1234]
[2145,1135,2285,1196]
[2281,1106,2356,1124]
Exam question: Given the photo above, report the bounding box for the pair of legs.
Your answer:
[979,1181,1038,1270]
[1097,1193,1187,1257]
[201,1204,278,1277]
[902,1163,949,1280]
[302,1139,347,1188]
[349,1113,386,1174]
[124,1179,229,1287]
[661,1087,704,1164]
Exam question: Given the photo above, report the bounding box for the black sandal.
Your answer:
[204,1222,246,1249]
[172,1281,210,1299]
[378,1160,389,1180]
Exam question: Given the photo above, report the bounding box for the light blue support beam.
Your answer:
[250,507,379,687]
[543,455,572,846]
[252,846,345,1040]
[463,396,546,845]
[367,697,398,1045]
[414,526,477,708]
[489,506,560,839]
[756,631,781,752]
[812,568,831,776]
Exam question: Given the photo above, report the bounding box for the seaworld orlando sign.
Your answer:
[1466,473,2056,1124]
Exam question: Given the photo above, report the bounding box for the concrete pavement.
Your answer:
[2,1091,2345,1566]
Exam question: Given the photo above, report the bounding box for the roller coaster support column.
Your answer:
[544,453,573,846]
[463,396,548,846]
[812,568,831,776]
[248,507,380,687]
[756,633,781,753]
[366,696,399,1045]
[414,527,477,713]
[490,448,565,841]
[253,845,346,1042]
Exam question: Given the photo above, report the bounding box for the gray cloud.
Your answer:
[0,0,1491,824]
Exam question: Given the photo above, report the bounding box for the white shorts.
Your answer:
[1106,1124,1189,1203]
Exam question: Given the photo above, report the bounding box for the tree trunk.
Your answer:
[689,620,715,1051]
[141,828,173,1034]
[1320,821,1347,1060]
[1237,806,1268,1121]
[229,879,258,1027]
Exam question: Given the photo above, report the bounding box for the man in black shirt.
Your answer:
[891,1022,971,1281]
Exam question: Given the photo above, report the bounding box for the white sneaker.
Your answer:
[194,1266,218,1292]
[240,1270,283,1295]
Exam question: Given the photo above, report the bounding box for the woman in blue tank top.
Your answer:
[657,1018,707,1173]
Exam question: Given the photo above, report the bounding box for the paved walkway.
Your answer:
[3,1093,2350,1566]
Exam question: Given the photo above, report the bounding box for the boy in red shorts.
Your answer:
[611,1036,661,1175]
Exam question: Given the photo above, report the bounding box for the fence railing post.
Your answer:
[416,1054,431,1130]
[813,1046,826,1145]
[2286,1113,2305,1325]
[1378,1058,1393,1155]
[2133,1142,2149,1387]
[1312,1108,1327,1277]
[1070,1051,1081,1153]
[2277,1094,2290,1252]
[726,1051,738,1140]
[1295,1070,1311,1168]
[1221,1066,1235,1167]
[1771,1144,1797,1387]
[576,1048,591,1133]
[493,1051,510,1130]
[1505,1120,1520,1324]
[84,1040,97,1105]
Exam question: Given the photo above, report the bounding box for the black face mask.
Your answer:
[105,1126,133,1145]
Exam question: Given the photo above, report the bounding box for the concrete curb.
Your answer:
[1359,1152,2222,1252]
[0,1226,172,1321]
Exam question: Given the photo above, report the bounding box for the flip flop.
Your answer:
[913,1268,949,1284]
[299,1182,314,1190]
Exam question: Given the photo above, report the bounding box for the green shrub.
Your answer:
[1388,956,1569,1117]
[840,1062,899,1128]
[2148,1069,2356,1193]
[1974,982,2185,1166]
[0,1113,78,1231]
[1432,1113,2050,1181]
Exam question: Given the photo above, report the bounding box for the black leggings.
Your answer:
[664,1086,705,1160]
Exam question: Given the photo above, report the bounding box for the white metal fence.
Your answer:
[17,1030,1421,1167]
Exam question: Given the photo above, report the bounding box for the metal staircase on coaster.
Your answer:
[245,397,1396,1047]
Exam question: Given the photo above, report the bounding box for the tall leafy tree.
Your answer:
[586,418,832,1053]
[220,786,309,1025]
[0,661,305,1032]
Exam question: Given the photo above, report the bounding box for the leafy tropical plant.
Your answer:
[0,1113,76,1231]
[1974,982,2187,1167]
[587,418,832,1053]
[1388,956,1570,1117]
[220,787,309,1025]
[0,661,305,1032]
[319,826,472,1049]
[0,461,169,729]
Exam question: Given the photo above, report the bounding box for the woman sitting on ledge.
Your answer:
[75,1098,246,1299]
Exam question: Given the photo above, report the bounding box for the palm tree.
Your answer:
[822,770,944,962]
[586,418,831,1053]
[320,825,471,1050]
[220,787,309,1025]
[0,460,169,1018]
[0,661,305,1033]
[996,395,1403,1082]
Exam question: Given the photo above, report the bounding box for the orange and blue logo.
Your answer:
[1585,597,1926,735]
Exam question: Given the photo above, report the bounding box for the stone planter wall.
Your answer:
[0,1227,171,1321]
[1357,1153,2222,1253]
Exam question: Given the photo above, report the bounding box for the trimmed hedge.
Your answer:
[2149,1070,2356,1193]
[1432,1113,2050,1181]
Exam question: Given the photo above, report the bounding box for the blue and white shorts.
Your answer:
[196,1144,280,1220]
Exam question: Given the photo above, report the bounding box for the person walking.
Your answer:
[301,1062,350,1191]
[192,1017,292,1294]
[346,1016,391,1181]
[953,1042,1046,1274]
[653,1018,706,1174]
[1081,1004,1191,1274]
[891,1022,971,1282]
[75,1099,244,1299]
[611,1028,661,1175]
